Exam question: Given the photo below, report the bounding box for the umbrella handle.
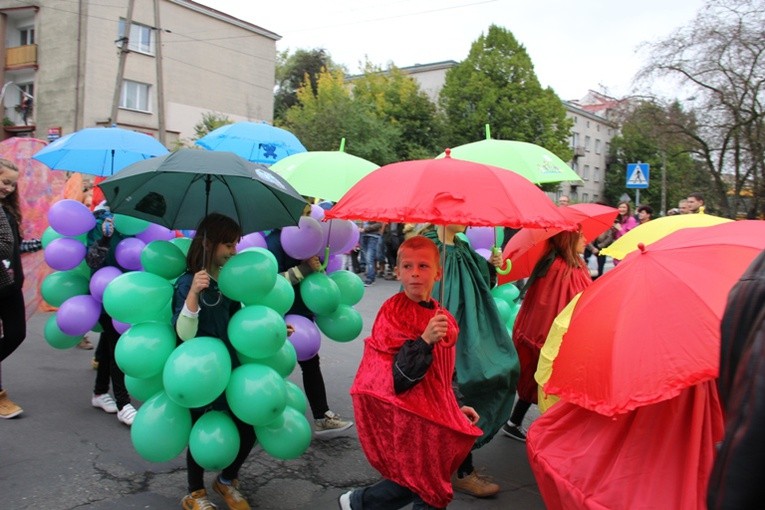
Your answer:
[318,246,330,271]
[493,246,512,275]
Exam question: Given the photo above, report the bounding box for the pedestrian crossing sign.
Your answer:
[626,163,649,189]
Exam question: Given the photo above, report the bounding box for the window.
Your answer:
[596,124,600,132]
[120,80,151,112]
[20,27,35,45]
[582,193,589,202]
[593,194,599,202]
[573,116,578,124]
[584,135,591,151]
[571,161,579,172]
[594,167,600,182]
[118,19,154,55]
[595,139,601,154]
[18,83,34,101]
[586,120,591,128]
[583,165,590,179]
[605,142,611,155]
[571,132,579,147]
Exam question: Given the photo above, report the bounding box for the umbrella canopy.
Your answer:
[326,151,572,230]
[32,127,169,176]
[437,125,582,184]
[499,203,618,282]
[195,121,306,165]
[98,149,307,235]
[269,139,379,202]
[543,220,765,416]
[601,213,732,260]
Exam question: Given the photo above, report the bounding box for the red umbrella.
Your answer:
[326,151,572,230]
[544,220,765,416]
[498,203,618,283]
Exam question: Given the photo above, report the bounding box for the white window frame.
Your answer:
[583,164,590,180]
[594,167,600,182]
[595,139,601,154]
[20,26,35,45]
[120,80,151,112]
[118,19,155,55]
[584,135,591,151]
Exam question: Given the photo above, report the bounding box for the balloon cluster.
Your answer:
[464,226,497,261]
[490,283,522,338]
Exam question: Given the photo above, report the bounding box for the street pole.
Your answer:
[111,0,136,125]
[661,152,667,216]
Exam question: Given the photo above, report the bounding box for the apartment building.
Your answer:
[0,0,279,145]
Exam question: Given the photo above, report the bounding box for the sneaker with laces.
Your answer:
[452,470,500,498]
[500,422,527,442]
[212,477,250,510]
[338,490,353,510]
[117,403,137,426]
[92,393,118,414]
[314,410,354,437]
[182,489,218,510]
[0,389,23,419]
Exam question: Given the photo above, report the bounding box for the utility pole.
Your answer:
[110,0,136,126]
[153,0,166,145]
[661,152,667,216]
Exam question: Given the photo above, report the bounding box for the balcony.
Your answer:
[5,44,38,70]
[573,145,585,158]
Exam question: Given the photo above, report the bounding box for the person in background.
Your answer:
[613,201,638,240]
[0,159,43,419]
[636,205,654,225]
[557,195,570,207]
[686,192,706,214]
[360,221,384,286]
[678,199,690,214]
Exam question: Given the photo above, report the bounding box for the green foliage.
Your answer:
[193,112,232,139]
[439,25,572,162]
[274,49,342,122]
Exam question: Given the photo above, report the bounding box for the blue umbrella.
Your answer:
[195,121,306,164]
[32,127,169,176]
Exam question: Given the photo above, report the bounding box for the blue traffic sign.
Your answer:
[626,163,649,189]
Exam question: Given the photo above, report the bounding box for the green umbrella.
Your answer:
[438,125,582,185]
[99,148,308,234]
[269,138,379,202]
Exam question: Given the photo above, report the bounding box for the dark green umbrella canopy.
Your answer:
[99,149,308,234]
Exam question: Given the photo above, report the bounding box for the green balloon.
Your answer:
[219,251,277,303]
[300,272,341,316]
[102,271,174,324]
[41,227,87,248]
[163,336,232,409]
[113,214,150,235]
[125,373,164,402]
[254,406,312,460]
[189,411,240,471]
[248,274,295,313]
[248,340,297,378]
[170,236,192,256]
[71,259,92,278]
[131,391,192,463]
[328,270,364,306]
[493,297,512,324]
[115,321,177,379]
[315,304,363,342]
[140,240,186,280]
[228,305,287,359]
[44,314,83,349]
[41,270,90,307]
[240,246,278,269]
[490,283,520,306]
[226,363,287,426]
[284,380,307,414]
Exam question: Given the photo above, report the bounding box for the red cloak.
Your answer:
[351,293,482,508]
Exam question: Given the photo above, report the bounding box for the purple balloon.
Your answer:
[466,226,495,251]
[340,227,361,254]
[281,216,324,260]
[115,237,146,271]
[475,248,492,261]
[113,318,131,334]
[319,219,357,256]
[236,232,267,252]
[135,223,175,244]
[44,237,87,271]
[284,314,322,361]
[56,295,102,336]
[325,254,343,274]
[89,266,123,302]
[309,204,325,221]
[47,199,96,237]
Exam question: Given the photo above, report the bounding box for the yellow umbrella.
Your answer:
[601,214,732,260]
[534,293,582,414]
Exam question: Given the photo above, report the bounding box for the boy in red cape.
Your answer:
[339,235,482,509]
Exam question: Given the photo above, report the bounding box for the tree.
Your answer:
[439,25,573,163]
[605,101,710,212]
[171,111,232,150]
[351,62,447,160]
[637,0,765,218]
[274,49,342,122]
[281,69,399,165]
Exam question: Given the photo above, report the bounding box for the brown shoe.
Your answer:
[0,389,23,419]
[212,477,251,510]
[77,336,94,350]
[452,470,500,498]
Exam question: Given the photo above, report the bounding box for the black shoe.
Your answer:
[500,423,527,442]
[364,280,373,287]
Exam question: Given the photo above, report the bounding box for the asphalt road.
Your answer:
[1,276,545,510]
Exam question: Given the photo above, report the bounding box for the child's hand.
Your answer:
[191,269,210,296]
[423,312,449,345]
[286,324,295,337]
[306,256,322,272]
[489,250,502,268]
[460,405,479,425]
[102,218,114,237]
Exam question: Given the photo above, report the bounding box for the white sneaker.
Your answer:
[92,393,118,414]
[315,410,354,438]
[117,403,137,426]
[338,490,353,510]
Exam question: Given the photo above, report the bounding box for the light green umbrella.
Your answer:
[269,138,379,202]
[438,125,582,185]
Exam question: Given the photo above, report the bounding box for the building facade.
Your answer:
[0,0,279,146]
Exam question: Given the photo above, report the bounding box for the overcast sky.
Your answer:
[197,0,708,101]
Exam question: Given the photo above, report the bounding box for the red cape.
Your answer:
[351,293,482,507]
[527,380,724,510]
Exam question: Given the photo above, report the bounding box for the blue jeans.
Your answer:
[361,234,380,283]
[349,479,443,509]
